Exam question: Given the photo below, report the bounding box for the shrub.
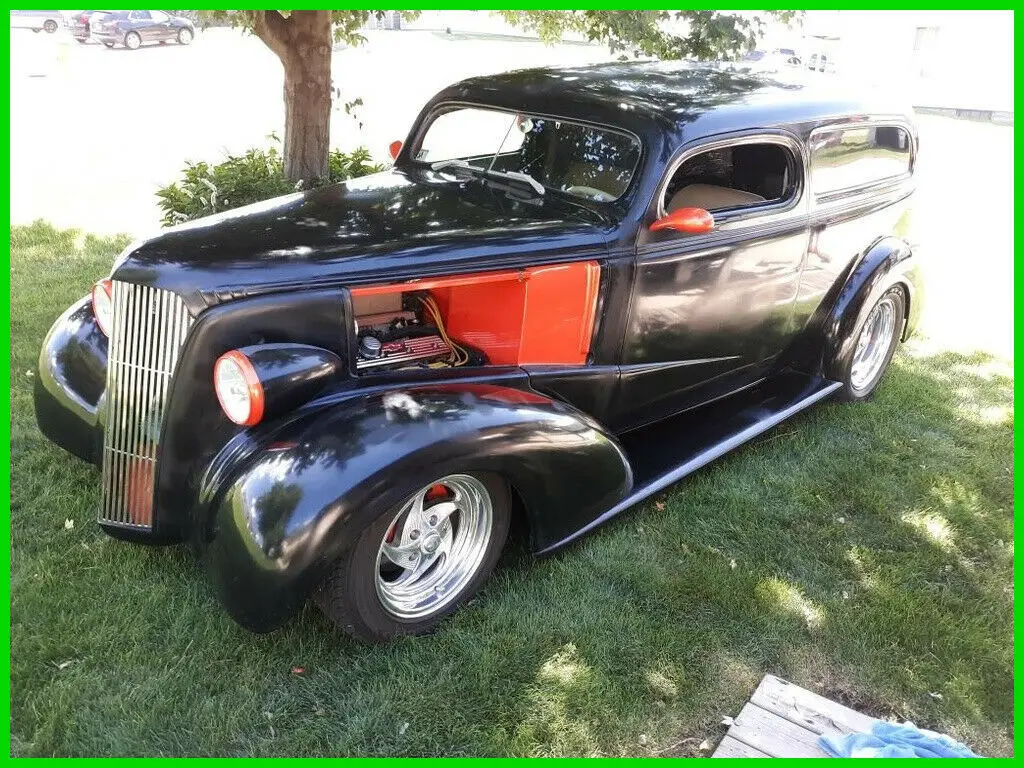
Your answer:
[156,143,383,227]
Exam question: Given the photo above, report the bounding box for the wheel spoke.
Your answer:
[380,539,419,568]
[433,525,455,560]
[393,547,437,586]
[425,500,458,529]
[405,491,428,532]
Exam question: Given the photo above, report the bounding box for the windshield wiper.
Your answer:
[430,159,545,196]
[431,159,476,174]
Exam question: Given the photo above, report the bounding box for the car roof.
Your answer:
[430,60,910,146]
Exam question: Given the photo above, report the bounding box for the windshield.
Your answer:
[412,106,641,203]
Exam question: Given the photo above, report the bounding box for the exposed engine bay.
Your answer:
[353,291,487,372]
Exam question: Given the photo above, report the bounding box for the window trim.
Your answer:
[807,120,916,202]
[405,100,645,203]
[653,131,805,225]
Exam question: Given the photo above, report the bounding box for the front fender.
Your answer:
[202,382,632,632]
[34,296,108,465]
[822,236,922,377]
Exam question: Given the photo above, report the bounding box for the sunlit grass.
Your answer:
[9,222,1014,756]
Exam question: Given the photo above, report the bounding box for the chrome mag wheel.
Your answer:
[850,295,897,393]
[374,474,493,620]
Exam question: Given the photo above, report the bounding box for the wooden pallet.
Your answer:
[713,674,878,757]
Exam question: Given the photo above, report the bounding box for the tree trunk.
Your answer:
[255,11,333,185]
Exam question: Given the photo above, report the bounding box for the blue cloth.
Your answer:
[819,721,981,758]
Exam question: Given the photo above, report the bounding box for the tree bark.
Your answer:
[253,10,333,185]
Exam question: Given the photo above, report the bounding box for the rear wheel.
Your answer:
[836,286,905,401]
[43,20,58,33]
[316,472,510,642]
[124,31,141,50]
[177,27,193,45]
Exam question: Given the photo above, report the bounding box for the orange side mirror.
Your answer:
[389,140,403,160]
[649,207,714,234]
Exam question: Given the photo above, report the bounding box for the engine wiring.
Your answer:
[417,294,470,366]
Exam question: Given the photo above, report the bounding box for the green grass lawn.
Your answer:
[9,221,1014,756]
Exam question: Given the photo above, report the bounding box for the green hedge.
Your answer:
[156,144,383,227]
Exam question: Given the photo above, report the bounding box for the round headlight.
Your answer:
[214,350,264,426]
[91,279,113,336]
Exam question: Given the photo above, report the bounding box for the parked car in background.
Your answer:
[9,9,62,33]
[738,48,802,74]
[807,52,837,74]
[36,62,921,643]
[89,10,194,49]
[68,10,112,43]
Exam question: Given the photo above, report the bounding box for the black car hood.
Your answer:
[113,169,615,314]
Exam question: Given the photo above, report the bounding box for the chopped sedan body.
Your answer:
[35,61,922,641]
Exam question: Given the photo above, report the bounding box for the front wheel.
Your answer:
[124,31,141,50]
[43,20,58,33]
[316,472,510,642]
[836,286,905,401]
[177,27,193,45]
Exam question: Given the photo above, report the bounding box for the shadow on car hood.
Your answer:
[113,169,614,312]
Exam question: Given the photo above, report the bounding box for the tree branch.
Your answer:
[252,10,292,62]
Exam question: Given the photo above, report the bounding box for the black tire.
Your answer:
[177,27,193,45]
[124,31,141,50]
[835,286,905,402]
[44,20,58,33]
[76,38,87,44]
[315,471,511,642]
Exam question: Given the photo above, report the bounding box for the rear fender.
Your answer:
[820,236,922,378]
[201,381,632,632]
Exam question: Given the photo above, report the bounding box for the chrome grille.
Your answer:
[100,282,193,529]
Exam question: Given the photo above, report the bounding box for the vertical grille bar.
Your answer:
[99,282,193,529]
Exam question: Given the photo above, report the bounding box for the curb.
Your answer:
[913,106,1013,126]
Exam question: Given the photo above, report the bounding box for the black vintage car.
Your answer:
[89,10,194,49]
[35,62,922,642]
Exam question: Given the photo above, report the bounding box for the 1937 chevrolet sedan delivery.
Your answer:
[35,62,922,641]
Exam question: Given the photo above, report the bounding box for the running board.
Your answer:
[539,374,842,554]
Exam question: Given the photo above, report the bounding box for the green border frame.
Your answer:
[2,2,1018,760]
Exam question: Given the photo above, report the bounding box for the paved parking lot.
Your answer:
[9,26,610,234]
[9,26,1013,358]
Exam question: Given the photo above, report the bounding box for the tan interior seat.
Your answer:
[667,183,766,212]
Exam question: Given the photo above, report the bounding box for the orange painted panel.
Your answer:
[348,261,601,367]
[444,279,526,365]
[519,262,601,365]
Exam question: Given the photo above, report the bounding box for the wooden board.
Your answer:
[750,674,877,736]
[713,674,878,758]
[713,736,772,758]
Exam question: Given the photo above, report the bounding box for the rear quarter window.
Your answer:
[810,125,912,196]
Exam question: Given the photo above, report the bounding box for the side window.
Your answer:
[810,125,912,196]
[151,11,169,23]
[661,142,797,216]
[130,11,151,21]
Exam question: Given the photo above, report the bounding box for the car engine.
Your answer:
[353,292,485,372]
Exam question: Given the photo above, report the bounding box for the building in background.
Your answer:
[798,10,1013,113]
